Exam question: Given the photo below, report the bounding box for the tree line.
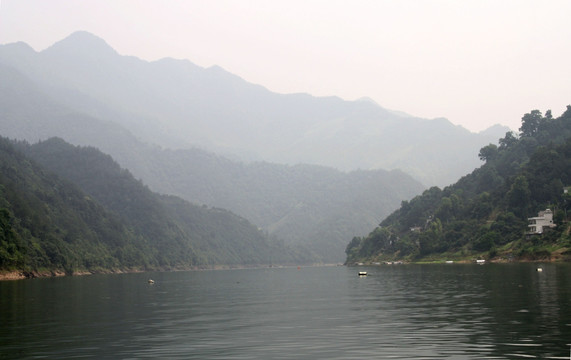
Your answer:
[0,136,311,276]
[346,106,571,263]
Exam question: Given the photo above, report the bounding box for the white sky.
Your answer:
[1,0,570,132]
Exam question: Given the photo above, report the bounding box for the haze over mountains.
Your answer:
[0,135,308,273]
[0,31,507,186]
[0,32,509,262]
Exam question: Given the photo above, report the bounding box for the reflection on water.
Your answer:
[1,263,570,359]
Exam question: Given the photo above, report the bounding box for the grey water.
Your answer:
[1,264,570,359]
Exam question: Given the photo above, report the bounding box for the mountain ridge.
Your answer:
[1,135,310,276]
[0,31,505,186]
[0,32,513,262]
[0,62,425,262]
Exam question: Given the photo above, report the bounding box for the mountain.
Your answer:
[20,137,312,266]
[0,136,146,275]
[0,31,502,187]
[0,61,424,263]
[479,124,511,139]
[345,107,571,264]
[143,155,424,262]
[0,136,308,276]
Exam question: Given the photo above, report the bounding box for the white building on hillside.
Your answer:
[527,209,556,234]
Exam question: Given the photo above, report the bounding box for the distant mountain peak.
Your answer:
[0,41,37,66]
[42,31,118,58]
[355,97,380,106]
[479,124,512,139]
[0,41,36,53]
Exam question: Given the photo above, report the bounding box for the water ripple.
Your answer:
[1,264,571,359]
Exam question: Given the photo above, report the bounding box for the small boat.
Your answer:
[148,279,155,284]
[536,267,543,272]
[358,271,367,276]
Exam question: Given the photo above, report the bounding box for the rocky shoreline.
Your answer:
[0,269,118,281]
[0,263,318,281]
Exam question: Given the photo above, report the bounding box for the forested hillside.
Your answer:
[0,137,308,277]
[19,137,311,266]
[139,152,423,262]
[0,136,152,274]
[0,61,424,263]
[346,107,571,264]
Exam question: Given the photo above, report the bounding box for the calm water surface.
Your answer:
[1,264,571,359]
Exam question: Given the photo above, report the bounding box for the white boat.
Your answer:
[358,271,367,276]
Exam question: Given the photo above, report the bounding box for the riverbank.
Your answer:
[0,268,139,281]
[345,245,571,266]
[0,262,333,281]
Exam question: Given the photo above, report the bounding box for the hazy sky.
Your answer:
[1,0,570,132]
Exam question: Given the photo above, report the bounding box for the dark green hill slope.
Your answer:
[0,137,154,275]
[20,137,310,266]
[0,137,308,277]
[0,61,424,263]
[346,107,571,264]
[140,150,424,262]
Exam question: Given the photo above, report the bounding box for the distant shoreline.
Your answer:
[0,263,337,281]
[3,259,570,281]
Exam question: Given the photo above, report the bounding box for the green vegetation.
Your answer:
[0,61,425,264]
[0,137,145,274]
[0,137,310,277]
[346,106,571,264]
[0,39,488,263]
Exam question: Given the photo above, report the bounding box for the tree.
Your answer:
[419,218,444,255]
[477,166,503,193]
[471,192,493,219]
[473,231,498,252]
[345,236,364,263]
[499,131,518,150]
[435,197,453,222]
[545,109,553,120]
[519,110,543,137]
[345,236,362,255]
[507,175,531,218]
[478,144,498,162]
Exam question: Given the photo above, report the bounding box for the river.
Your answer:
[1,263,570,359]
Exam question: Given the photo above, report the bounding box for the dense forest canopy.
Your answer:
[0,136,145,273]
[346,106,571,264]
[0,137,310,277]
